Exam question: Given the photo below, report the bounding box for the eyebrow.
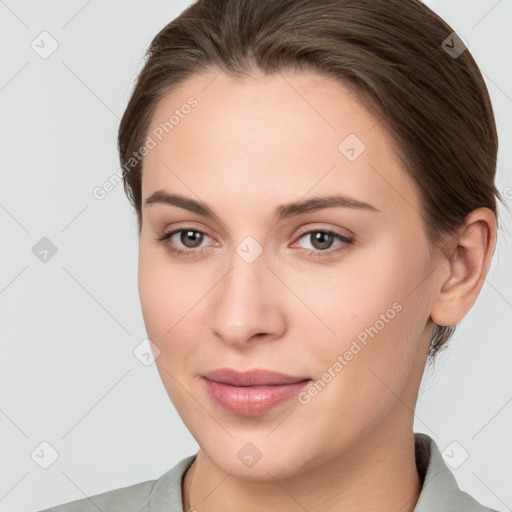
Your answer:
[144,190,380,222]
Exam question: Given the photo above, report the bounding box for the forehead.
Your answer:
[141,69,420,219]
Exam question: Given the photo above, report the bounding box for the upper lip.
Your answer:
[202,368,311,387]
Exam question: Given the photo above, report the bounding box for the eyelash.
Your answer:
[154,227,354,259]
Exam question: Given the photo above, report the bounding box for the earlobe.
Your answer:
[429,208,496,327]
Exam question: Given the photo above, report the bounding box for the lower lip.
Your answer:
[203,378,311,416]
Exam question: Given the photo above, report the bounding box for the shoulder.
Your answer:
[413,432,502,512]
[36,479,156,512]
[36,455,197,512]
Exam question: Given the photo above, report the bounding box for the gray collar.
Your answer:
[413,432,497,511]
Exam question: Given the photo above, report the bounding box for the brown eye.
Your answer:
[155,228,215,258]
[179,230,205,248]
[307,231,336,250]
[295,229,354,258]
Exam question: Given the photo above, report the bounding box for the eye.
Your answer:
[155,228,215,258]
[154,227,354,259]
[294,229,354,258]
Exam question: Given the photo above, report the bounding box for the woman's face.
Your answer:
[138,69,438,479]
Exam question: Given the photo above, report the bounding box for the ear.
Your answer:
[429,207,497,327]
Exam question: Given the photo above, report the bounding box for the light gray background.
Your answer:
[0,1,511,511]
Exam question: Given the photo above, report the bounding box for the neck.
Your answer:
[182,418,422,512]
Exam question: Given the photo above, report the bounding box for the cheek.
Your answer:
[137,246,200,407]
[296,240,431,382]
[138,240,200,337]
[137,240,214,374]
[290,264,428,450]
[291,246,415,330]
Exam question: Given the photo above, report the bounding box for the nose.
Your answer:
[210,247,287,349]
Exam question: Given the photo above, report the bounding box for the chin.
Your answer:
[210,449,301,481]
[195,431,328,483]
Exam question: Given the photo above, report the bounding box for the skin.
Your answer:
[137,68,496,512]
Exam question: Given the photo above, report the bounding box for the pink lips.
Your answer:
[202,368,311,416]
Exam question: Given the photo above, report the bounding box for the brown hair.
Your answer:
[118,0,504,362]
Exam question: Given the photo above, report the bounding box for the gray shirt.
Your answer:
[38,433,500,511]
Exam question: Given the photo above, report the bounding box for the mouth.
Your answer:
[201,368,312,416]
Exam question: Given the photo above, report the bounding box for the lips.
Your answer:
[202,367,310,386]
[201,368,312,416]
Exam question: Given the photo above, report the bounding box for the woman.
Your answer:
[40,0,505,510]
